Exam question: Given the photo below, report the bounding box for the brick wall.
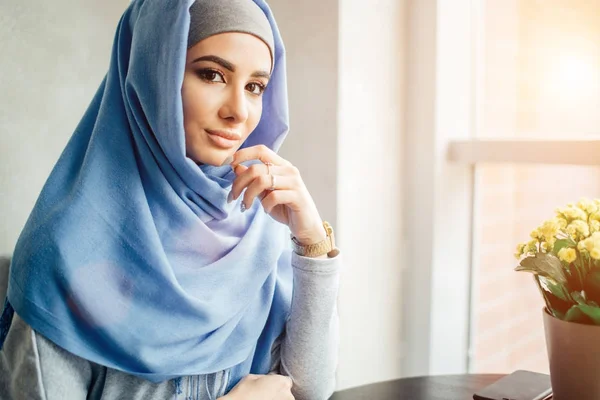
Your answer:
[472,165,600,373]
[470,0,600,373]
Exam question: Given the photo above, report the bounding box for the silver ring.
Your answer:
[264,162,276,191]
[265,162,273,176]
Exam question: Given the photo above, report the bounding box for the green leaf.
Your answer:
[564,306,589,323]
[534,276,565,318]
[571,290,586,305]
[553,238,576,254]
[516,253,567,284]
[564,304,600,325]
[569,262,586,291]
[537,277,573,316]
[544,279,571,302]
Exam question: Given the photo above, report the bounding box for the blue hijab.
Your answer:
[4,0,292,386]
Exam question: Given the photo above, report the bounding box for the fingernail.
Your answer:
[227,191,233,203]
[240,202,247,213]
[221,155,234,167]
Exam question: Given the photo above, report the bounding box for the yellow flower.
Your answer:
[557,247,577,263]
[541,242,553,253]
[583,237,596,252]
[514,243,527,259]
[578,198,598,214]
[539,219,561,241]
[591,220,600,234]
[576,208,588,220]
[517,200,600,266]
[555,218,568,229]
[566,220,590,240]
[559,205,588,222]
[527,239,538,253]
[581,232,600,256]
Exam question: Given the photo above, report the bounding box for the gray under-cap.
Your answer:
[188,0,275,65]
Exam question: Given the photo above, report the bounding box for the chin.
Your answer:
[188,150,232,167]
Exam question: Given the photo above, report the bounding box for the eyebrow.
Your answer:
[191,55,271,79]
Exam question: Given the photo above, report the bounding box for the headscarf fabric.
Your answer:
[4,0,292,386]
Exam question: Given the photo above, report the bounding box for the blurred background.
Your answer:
[2,0,600,392]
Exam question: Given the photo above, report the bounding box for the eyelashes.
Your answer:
[196,68,225,84]
[195,68,267,96]
[245,82,266,95]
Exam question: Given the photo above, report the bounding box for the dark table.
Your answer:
[330,374,505,400]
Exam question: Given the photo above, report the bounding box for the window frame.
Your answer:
[403,0,600,376]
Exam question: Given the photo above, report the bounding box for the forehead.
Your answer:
[186,32,272,72]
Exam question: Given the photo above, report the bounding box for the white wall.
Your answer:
[1,0,408,391]
[271,0,339,226]
[0,1,127,253]
[271,0,408,390]
[337,0,407,390]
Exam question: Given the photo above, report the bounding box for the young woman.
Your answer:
[0,1,341,399]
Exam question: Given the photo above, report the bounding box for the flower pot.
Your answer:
[543,308,600,399]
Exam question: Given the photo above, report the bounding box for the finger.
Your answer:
[243,174,299,209]
[265,374,293,390]
[261,190,301,214]
[233,164,249,175]
[284,376,293,390]
[231,163,291,201]
[231,145,291,168]
[244,374,261,381]
[253,374,286,393]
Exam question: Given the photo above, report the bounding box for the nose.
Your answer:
[218,86,249,123]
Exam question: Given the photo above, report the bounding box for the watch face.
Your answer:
[327,248,340,258]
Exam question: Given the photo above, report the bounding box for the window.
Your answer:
[403,0,600,376]
[466,0,600,373]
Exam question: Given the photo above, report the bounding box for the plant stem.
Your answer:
[534,275,554,315]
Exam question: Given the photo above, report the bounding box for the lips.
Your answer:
[205,129,241,141]
[205,129,241,149]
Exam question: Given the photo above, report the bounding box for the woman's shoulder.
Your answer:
[1,312,231,400]
[1,312,95,399]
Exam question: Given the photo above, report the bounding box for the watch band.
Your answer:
[291,221,339,258]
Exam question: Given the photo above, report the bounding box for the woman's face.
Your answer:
[182,32,272,166]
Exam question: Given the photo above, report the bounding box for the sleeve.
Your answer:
[270,251,341,400]
[0,313,93,400]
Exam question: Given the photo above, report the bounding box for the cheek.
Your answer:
[245,100,264,135]
[181,78,214,125]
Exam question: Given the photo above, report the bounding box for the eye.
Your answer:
[196,69,225,83]
[246,82,266,96]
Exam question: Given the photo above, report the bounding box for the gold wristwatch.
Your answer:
[291,221,339,258]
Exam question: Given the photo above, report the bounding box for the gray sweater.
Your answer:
[0,252,341,400]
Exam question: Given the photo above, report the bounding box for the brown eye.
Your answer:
[246,82,266,95]
[197,69,225,83]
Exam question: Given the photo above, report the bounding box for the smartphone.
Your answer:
[473,370,552,400]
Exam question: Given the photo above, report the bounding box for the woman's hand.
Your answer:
[219,374,295,400]
[228,145,326,246]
